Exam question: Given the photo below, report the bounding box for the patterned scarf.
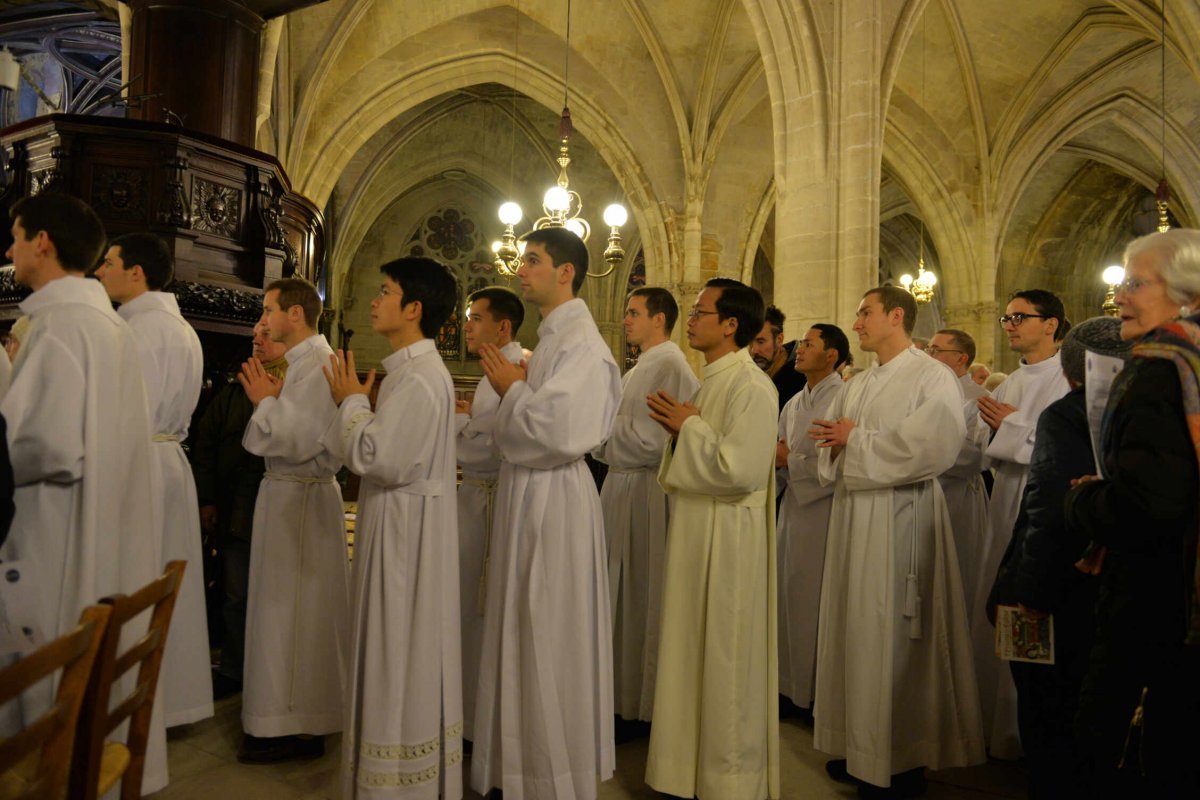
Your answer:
[1110,313,1200,645]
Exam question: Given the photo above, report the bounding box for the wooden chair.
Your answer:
[0,604,111,800]
[69,561,186,800]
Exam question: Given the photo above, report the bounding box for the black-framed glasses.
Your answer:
[925,346,964,356]
[686,307,719,320]
[998,313,1050,326]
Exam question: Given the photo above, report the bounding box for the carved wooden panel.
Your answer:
[91,166,147,221]
[191,178,242,238]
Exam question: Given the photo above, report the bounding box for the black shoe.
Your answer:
[211,670,242,701]
[614,715,652,744]
[826,759,860,785]
[856,768,928,799]
[238,734,325,764]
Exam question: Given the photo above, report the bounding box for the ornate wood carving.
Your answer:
[159,154,191,228]
[91,166,147,221]
[0,115,324,333]
[191,178,242,238]
[169,280,262,325]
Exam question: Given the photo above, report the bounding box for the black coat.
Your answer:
[1064,357,1199,796]
[990,387,1096,615]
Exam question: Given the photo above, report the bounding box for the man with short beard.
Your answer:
[749,305,805,409]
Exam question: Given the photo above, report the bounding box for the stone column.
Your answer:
[746,0,895,353]
[126,0,265,147]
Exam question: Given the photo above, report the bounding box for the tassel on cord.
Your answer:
[904,484,923,639]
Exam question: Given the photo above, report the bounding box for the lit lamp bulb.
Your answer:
[899,273,914,289]
[602,203,628,228]
[599,203,628,279]
[1101,264,1124,317]
[564,217,587,240]
[544,186,570,214]
[923,271,938,287]
[491,240,502,253]
[498,201,523,226]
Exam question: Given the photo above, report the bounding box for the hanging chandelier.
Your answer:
[492,0,627,279]
[1101,265,1124,316]
[1156,1,1172,233]
[900,14,937,305]
[900,256,937,304]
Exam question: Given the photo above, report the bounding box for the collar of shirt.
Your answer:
[703,346,752,379]
[537,297,588,338]
[500,340,525,363]
[285,332,328,366]
[382,337,435,372]
[116,289,181,321]
[20,274,112,317]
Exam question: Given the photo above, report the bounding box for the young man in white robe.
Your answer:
[472,227,621,800]
[594,287,699,730]
[775,323,849,714]
[238,277,349,763]
[0,194,168,792]
[811,286,984,797]
[644,278,780,800]
[323,257,464,798]
[95,232,213,729]
[455,285,526,745]
[968,291,1071,761]
[925,329,990,598]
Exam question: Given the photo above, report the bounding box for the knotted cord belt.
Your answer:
[461,475,498,615]
[151,433,180,443]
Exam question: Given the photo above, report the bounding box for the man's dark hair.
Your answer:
[468,285,525,333]
[1010,289,1071,341]
[265,277,322,328]
[705,277,764,349]
[936,328,976,364]
[629,286,680,334]
[865,285,918,334]
[520,227,589,294]
[10,193,105,272]
[811,323,851,369]
[109,232,174,290]
[764,305,785,338]
[381,256,459,338]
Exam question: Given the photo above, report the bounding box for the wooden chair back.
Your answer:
[0,604,111,800]
[69,560,186,800]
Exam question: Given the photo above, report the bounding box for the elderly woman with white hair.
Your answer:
[1064,228,1200,798]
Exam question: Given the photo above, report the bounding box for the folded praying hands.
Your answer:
[324,349,375,406]
[238,357,283,406]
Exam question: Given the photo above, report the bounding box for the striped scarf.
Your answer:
[1114,314,1200,645]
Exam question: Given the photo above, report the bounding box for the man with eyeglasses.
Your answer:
[926,330,992,599]
[645,278,780,800]
[968,290,1071,762]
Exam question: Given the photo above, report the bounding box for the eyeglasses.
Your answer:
[686,307,720,320]
[925,346,964,356]
[998,313,1050,326]
[1115,277,1159,294]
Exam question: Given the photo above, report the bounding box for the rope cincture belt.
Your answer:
[461,475,498,615]
[151,433,180,443]
[263,471,339,710]
[607,466,654,475]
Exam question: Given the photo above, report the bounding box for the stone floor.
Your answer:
[148,695,1027,799]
